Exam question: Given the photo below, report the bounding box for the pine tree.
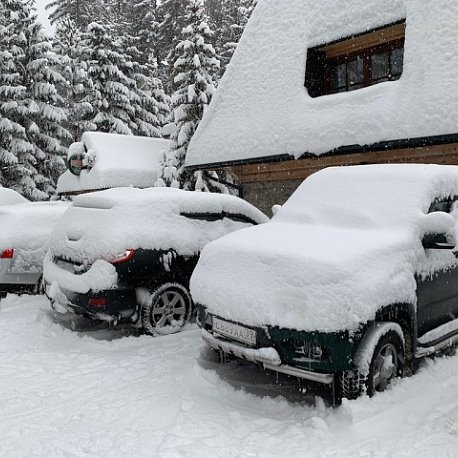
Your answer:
[1,0,70,199]
[53,18,95,141]
[162,0,222,191]
[157,0,189,92]
[218,0,256,76]
[82,21,165,137]
[46,0,103,29]
[0,0,30,190]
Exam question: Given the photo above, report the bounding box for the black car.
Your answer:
[44,187,268,335]
[191,164,458,401]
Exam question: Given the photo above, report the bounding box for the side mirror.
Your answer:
[421,212,456,250]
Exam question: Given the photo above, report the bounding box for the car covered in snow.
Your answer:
[0,200,69,300]
[192,164,458,400]
[0,187,30,206]
[44,187,268,334]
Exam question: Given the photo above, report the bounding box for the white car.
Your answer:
[0,200,69,300]
[0,187,29,206]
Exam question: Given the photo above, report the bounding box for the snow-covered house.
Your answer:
[57,132,171,196]
[185,0,458,214]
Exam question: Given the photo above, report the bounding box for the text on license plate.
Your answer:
[213,317,256,346]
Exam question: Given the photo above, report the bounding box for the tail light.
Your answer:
[0,249,14,259]
[111,249,134,265]
[88,298,107,309]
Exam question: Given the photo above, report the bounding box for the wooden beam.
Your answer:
[239,143,458,184]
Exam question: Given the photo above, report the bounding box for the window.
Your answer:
[305,21,405,97]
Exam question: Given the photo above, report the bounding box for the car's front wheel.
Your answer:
[140,283,193,336]
[341,323,404,400]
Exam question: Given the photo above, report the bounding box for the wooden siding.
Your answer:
[235,143,458,185]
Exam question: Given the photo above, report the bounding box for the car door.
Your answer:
[416,199,458,338]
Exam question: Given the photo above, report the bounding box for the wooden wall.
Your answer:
[229,143,458,215]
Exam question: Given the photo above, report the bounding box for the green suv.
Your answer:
[191,164,458,401]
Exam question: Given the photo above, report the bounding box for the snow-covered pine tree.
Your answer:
[46,0,103,29]
[22,7,71,198]
[53,18,95,141]
[111,0,171,135]
[81,21,138,135]
[218,0,255,76]
[0,0,30,190]
[1,0,70,199]
[162,0,225,192]
[157,0,189,92]
[82,21,164,137]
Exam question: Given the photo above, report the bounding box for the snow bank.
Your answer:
[191,165,458,332]
[2,295,458,457]
[186,0,458,167]
[0,187,29,206]
[48,187,268,266]
[57,132,170,194]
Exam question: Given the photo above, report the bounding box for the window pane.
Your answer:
[330,63,346,90]
[347,56,364,86]
[371,52,389,80]
[390,47,404,77]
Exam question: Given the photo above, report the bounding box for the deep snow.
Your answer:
[1,294,458,457]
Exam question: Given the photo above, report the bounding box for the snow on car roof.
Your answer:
[0,188,30,206]
[186,0,458,167]
[57,132,170,194]
[277,164,458,229]
[0,202,69,252]
[190,164,458,333]
[50,187,268,265]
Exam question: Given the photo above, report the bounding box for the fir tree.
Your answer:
[1,0,70,199]
[53,18,95,141]
[82,21,165,137]
[157,0,189,91]
[162,0,222,191]
[46,0,103,29]
[0,0,30,191]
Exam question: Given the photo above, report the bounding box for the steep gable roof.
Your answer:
[186,0,458,168]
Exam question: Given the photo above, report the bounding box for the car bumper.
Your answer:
[45,281,137,324]
[202,330,334,385]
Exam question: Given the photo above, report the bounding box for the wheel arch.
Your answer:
[374,303,416,371]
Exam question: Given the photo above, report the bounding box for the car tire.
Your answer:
[341,324,404,400]
[140,283,193,336]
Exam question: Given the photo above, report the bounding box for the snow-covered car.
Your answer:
[44,187,268,334]
[0,201,69,300]
[192,164,458,401]
[0,187,30,206]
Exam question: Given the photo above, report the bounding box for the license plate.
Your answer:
[213,317,256,346]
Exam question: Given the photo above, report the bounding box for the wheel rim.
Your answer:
[372,343,398,392]
[150,290,187,329]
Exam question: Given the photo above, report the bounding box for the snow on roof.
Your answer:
[186,0,458,167]
[190,164,458,332]
[0,188,30,206]
[57,132,171,194]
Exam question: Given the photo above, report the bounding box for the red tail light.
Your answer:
[111,249,135,265]
[88,298,107,309]
[0,249,14,259]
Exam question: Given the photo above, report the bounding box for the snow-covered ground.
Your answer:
[1,295,458,457]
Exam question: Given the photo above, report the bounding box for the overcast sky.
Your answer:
[35,0,54,36]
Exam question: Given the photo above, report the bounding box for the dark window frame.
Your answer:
[305,20,406,98]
